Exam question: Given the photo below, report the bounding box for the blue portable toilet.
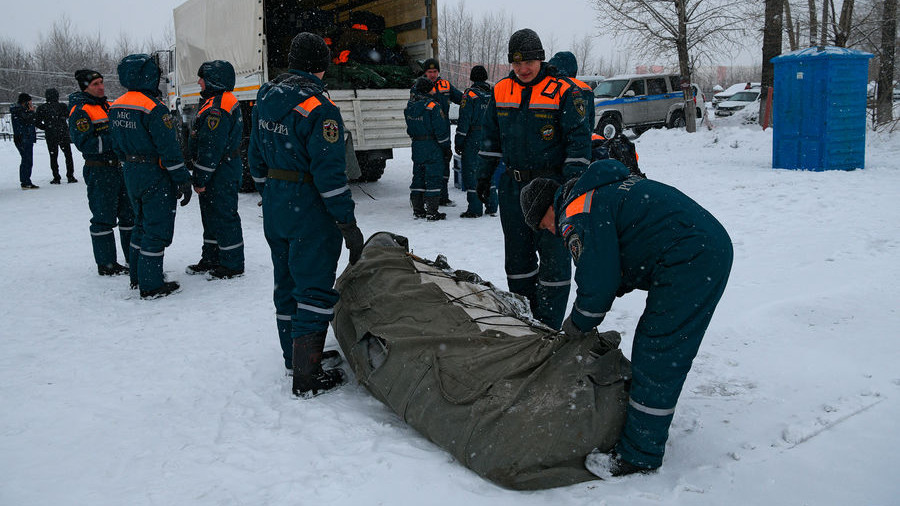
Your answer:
[772,46,873,171]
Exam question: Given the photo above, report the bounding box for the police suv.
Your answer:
[593,73,704,137]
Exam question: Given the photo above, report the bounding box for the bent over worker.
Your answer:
[186,60,245,280]
[519,160,733,476]
[110,54,192,299]
[68,69,134,277]
[248,32,364,399]
[475,28,592,330]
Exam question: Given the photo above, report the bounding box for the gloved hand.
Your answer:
[176,181,192,207]
[443,147,453,166]
[337,222,364,265]
[562,315,587,339]
[476,178,491,204]
[453,133,465,155]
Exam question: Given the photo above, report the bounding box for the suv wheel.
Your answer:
[597,117,622,138]
[667,111,685,129]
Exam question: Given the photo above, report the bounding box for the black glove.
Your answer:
[337,222,364,265]
[176,181,192,207]
[453,133,465,155]
[562,315,587,339]
[443,147,453,166]
[476,178,491,205]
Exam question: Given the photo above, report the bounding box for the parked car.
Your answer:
[713,82,760,109]
[714,89,761,117]
[593,73,706,137]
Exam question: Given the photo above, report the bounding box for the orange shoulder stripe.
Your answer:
[293,96,322,117]
[565,190,594,218]
[111,91,159,113]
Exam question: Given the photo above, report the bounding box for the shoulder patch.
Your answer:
[323,119,339,143]
[567,233,583,263]
[206,112,220,131]
[574,97,585,118]
[162,113,175,129]
[75,117,91,133]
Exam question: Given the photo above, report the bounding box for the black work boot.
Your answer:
[185,259,218,275]
[140,281,181,300]
[410,193,426,219]
[208,266,244,279]
[425,196,446,221]
[292,333,346,398]
[98,262,129,276]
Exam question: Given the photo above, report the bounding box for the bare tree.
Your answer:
[0,37,37,102]
[592,0,750,132]
[761,0,783,127]
[876,0,898,124]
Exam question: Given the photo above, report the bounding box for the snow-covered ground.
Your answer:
[1,120,898,505]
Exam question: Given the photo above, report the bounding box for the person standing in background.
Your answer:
[35,88,77,184]
[11,93,39,189]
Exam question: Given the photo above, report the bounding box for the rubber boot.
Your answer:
[410,192,426,219]
[425,196,446,221]
[292,332,346,398]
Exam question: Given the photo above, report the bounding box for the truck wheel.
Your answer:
[597,117,621,138]
[357,157,386,182]
[667,111,685,129]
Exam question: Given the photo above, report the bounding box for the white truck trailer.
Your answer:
[165,0,438,181]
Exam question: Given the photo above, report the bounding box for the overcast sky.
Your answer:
[5,0,756,68]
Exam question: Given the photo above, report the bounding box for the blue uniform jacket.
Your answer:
[476,63,591,183]
[189,92,243,188]
[248,70,355,225]
[68,91,117,165]
[556,159,733,332]
[10,104,36,144]
[454,81,491,153]
[548,51,596,131]
[404,91,451,164]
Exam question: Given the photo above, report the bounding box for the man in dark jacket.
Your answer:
[405,76,450,221]
[419,58,462,206]
[68,69,134,277]
[35,88,77,184]
[519,160,733,476]
[185,60,245,279]
[474,28,592,330]
[248,32,364,398]
[455,65,493,218]
[110,54,191,299]
[10,93,39,189]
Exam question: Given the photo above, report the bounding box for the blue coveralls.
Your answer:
[248,70,356,369]
[454,80,495,216]
[68,90,135,269]
[188,61,245,272]
[430,77,462,202]
[557,160,733,469]
[475,64,592,329]
[548,51,596,132]
[405,90,450,213]
[109,54,189,292]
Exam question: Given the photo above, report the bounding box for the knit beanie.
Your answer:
[508,28,545,63]
[423,58,440,71]
[75,69,103,91]
[413,76,434,94]
[17,92,31,105]
[520,178,560,231]
[288,32,331,73]
[470,65,488,82]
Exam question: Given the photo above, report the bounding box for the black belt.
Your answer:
[506,167,556,182]
[124,154,158,164]
[410,135,434,141]
[267,169,313,183]
[85,159,118,168]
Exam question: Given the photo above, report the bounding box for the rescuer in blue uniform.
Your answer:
[475,28,592,330]
[455,65,493,218]
[405,76,450,221]
[519,160,733,476]
[110,54,192,299]
[548,51,596,132]
[68,69,134,277]
[248,32,364,398]
[186,60,245,280]
[420,58,462,206]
